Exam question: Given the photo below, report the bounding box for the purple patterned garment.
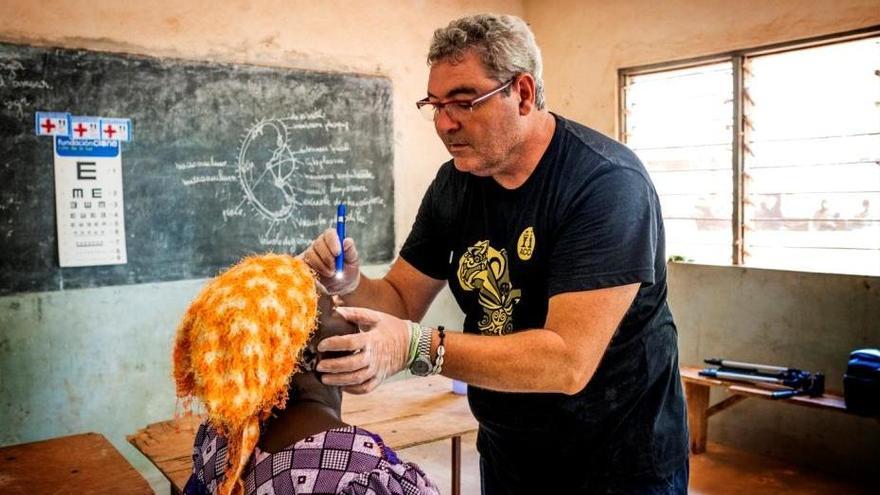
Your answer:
[185,421,439,495]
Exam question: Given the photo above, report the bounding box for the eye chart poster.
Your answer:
[53,136,127,267]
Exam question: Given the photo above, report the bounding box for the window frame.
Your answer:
[619,25,880,269]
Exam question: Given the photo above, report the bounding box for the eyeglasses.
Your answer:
[416,78,515,121]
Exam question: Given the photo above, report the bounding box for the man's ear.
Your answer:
[515,73,537,115]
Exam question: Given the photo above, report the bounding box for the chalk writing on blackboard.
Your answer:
[0,41,394,295]
[176,110,384,251]
[0,60,52,90]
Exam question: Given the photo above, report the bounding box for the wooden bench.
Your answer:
[0,432,152,494]
[681,365,850,454]
[129,375,478,495]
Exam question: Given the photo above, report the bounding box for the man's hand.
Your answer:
[316,307,411,394]
[300,228,361,295]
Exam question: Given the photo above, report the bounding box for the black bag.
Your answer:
[844,349,880,416]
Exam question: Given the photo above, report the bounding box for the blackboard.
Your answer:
[0,42,394,296]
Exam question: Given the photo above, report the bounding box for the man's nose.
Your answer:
[434,108,461,134]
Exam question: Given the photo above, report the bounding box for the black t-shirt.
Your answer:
[400,114,687,490]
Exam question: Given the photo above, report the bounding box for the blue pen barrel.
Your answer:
[335,204,346,274]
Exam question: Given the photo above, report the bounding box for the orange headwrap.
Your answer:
[172,254,318,495]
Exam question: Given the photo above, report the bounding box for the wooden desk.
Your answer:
[128,375,478,495]
[0,432,152,494]
[681,366,849,454]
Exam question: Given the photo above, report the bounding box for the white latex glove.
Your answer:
[299,227,361,295]
[316,306,411,394]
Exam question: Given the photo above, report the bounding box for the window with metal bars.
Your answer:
[621,32,880,276]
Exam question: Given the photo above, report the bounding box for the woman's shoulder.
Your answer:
[272,425,381,453]
[187,421,437,494]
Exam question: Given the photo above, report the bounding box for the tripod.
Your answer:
[699,358,825,399]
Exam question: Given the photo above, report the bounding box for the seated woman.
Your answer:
[173,254,438,495]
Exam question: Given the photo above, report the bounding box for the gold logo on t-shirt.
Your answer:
[517,227,535,261]
[457,240,521,335]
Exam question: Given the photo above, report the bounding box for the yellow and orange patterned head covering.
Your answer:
[173,254,318,495]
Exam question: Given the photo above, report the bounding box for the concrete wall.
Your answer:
[525,0,880,481]
[669,263,880,481]
[0,1,508,490]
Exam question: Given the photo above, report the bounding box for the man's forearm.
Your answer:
[430,328,599,395]
[339,275,411,319]
[338,259,444,322]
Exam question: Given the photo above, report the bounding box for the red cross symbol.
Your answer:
[74,123,88,137]
[104,125,117,138]
[41,118,56,134]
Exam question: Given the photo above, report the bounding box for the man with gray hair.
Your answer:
[302,13,688,494]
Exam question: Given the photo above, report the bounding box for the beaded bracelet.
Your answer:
[432,325,446,375]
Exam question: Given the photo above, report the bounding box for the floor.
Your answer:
[399,433,873,495]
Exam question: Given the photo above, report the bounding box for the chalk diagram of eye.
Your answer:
[236,118,302,222]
